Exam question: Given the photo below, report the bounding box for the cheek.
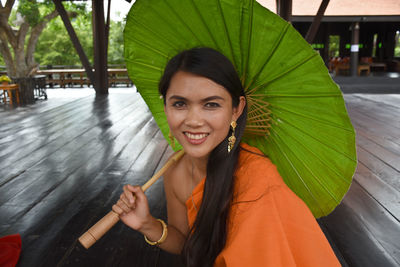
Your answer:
[165,110,184,128]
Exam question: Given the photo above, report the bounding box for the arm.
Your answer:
[112,159,189,254]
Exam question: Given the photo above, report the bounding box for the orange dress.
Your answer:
[186,143,340,267]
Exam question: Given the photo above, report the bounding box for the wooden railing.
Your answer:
[36,68,133,88]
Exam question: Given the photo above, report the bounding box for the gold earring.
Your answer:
[228,121,237,153]
[168,131,175,150]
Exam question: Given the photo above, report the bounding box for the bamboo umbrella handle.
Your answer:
[78,150,185,249]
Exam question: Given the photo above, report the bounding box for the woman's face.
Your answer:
[164,71,245,160]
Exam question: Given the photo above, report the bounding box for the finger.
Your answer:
[112,204,124,216]
[121,194,134,208]
[117,199,132,213]
[123,185,137,204]
[129,185,146,202]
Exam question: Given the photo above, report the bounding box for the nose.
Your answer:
[184,107,204,128]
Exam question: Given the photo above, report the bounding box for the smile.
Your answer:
[184,132,209,145]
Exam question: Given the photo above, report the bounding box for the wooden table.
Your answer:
[0,83,20,105]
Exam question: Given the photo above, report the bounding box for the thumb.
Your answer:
[128,185,146,201]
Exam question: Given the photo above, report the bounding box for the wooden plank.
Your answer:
[0,90,182,266]
[12,121,160,266]
[356,133,400,173]
[320,181,400,266]
[0,96,148,209]
[354,163,400,220]
[347,110,400,145]
[0,94,141,187]
[349,94,400,110]
[345,95,400,129]
[0,93,93,128]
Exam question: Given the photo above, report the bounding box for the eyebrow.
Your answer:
[168,95,225,102]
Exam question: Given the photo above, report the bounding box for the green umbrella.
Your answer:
[124,0,357,218]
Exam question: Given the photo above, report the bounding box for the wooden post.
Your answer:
[53,0,95,87]
[350,22,360,76]
[305,0,330,44]
[276,0,292,22]
[385,24,396,61]
[323,23,330,65]
[105,0,111,57]
[92,0,109,95]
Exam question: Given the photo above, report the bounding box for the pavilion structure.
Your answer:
[262,0,400,76]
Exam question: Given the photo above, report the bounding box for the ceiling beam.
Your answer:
[276,0,292,22]
[53,0,95,86]
[305,0,330,44]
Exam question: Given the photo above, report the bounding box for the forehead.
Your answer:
[166,71,231,100]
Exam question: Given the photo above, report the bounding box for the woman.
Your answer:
[112,47,340,267]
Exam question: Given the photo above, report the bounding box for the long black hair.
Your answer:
[159,47,247,267]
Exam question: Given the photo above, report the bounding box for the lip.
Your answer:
[183,131,209,145]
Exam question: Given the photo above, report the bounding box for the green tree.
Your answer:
[108,20,125,65]
[35,10,93,66]
[0,0,86,77]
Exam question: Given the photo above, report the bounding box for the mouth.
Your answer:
[183,132,209,145]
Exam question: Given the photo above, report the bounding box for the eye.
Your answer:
[205,102,221,108]
[172,101,186,108]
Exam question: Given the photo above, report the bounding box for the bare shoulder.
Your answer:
[163,152,190,205]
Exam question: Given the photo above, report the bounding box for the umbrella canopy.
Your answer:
[124,0,357,218]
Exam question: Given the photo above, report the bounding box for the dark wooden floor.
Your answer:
[0,89,399,266]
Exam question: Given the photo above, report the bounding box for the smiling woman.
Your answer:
[164,71,244,159]
[112,47,340,267]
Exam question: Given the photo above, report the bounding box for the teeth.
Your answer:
[185,132,208,140]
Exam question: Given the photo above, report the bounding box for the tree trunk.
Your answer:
[13,77,35,105]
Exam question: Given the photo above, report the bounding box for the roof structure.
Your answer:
[259,0,400,16]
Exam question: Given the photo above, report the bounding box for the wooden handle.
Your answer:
[78,150,185,249]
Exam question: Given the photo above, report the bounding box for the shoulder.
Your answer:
[163,151,190,205]
[233,143,286,202]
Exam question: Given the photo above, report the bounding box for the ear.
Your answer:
[232,96,246,121]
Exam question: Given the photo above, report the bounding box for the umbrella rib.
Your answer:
[271,113,357,165]
[131,17,179,51]
[163,1,203,44]
[131,60,164,71]
[188,0,219,48]
[268,132,327,215]
[269,103,355,133]
[270,127,348,204]
[272,121,353,185]
[251,93,343,98]
[215,0,236,68]
[125,37,169,58]
[148,3,199,45]
[241,0,254,85]
[257,52,319,90]
[245,23,290,92]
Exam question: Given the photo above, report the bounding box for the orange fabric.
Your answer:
[186,143,340,267]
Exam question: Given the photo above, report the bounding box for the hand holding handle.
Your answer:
[78,150,185,249]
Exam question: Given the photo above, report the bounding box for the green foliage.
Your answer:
[0,1,129,68]
[108,20,125,65]
[17,0,41,26]
[395,32,400,58]
[35,9,125,66]
[35,11,94,66]
[328,35,339,57]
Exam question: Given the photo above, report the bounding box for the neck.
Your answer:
[187,155,207,183]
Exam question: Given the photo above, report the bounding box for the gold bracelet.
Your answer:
[144,219,168,246]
